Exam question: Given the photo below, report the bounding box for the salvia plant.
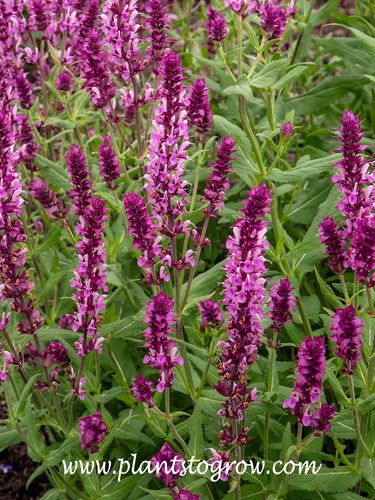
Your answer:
[0,0,375,499]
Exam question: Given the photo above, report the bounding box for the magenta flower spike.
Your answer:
[71,198,108,358]
[202,136,236,218]
[216,185,271,446]
[66,145,93,218]
[101,0,145,82]
[123,192,161,270]
[207,8,228,44]
[268,277,296,333]
[146,0,171,71]
[29,178,67,220]
[99,135,121,188]
[199,298,224,332]
[130,373,155,404]
[144,51,190,241]
[284,336,334,433]
[81,28,116,109]
[187,79,212,141]
[333,110,371,224]
[318,217,346,274]
[330,305,363,374]
[142,292,183,392]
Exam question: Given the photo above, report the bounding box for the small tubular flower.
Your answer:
[131,373,155,404]
[330,305,363,374]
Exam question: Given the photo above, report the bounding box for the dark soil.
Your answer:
[0,399,52,499]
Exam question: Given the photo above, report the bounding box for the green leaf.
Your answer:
[187,404,204,458]
[39,489,61,500]
[34,154,71,190]
[248,59,289,88]
[288,466,360,493]
[26,437,80,488]
[272,64,311,89]
[180,261,225,311]
[314,268,343,309]
[361,456,375,488]
[344,27,375,59]
[223,77,259,102]
[31,223,62,255]
[306,185,340,239]
[282,76,368,115]
[14,373,41,417]
[0,426,22,453]
[269,154,341,182]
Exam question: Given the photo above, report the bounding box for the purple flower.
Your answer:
[202,136,236,217]
[67,145,93,218]
[208,448,232,481]
[70,198,108,357]
[43,341,69,366]
[79,412,107,453]
[0,351,17,382]
[14,72,33,109]
[56,71,73,92]
[280,121,294,137]
[151,443,184,488]
[123,192,162,273]
[330,305,363,374]
[144,51,190,241]
[283,337,328,426]
[216,185,271,445]
[207,8,227,44]
[332,110,372,224]
[349,214,375,286]
[173,489,201,500]
[0,110,43,336]
[142,292,183,392]
[318,217,346,274]
[310,402,335,435]
[28,0,49,33]
[29,178,67,220]
[224,0,256,15]
[187,79,212,141]
[258,1,291,40]
[131,373,155,404]
[268,277,296,333]
[82,28,116,109]
[16,115,39,171]
[99,135,121,188]
[146,0,171,71]
[101,0,146,82]
[199,298,224,332]
[77,0,100,42]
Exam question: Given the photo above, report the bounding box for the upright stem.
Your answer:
[264,332,278,461]
[348,373,370,462]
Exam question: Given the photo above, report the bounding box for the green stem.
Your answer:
[339,273,350,304]
[330,429,356,470]
[264,332,278,461]
[348,373,371,461]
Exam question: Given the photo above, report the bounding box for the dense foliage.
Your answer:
[0,0,375,498]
